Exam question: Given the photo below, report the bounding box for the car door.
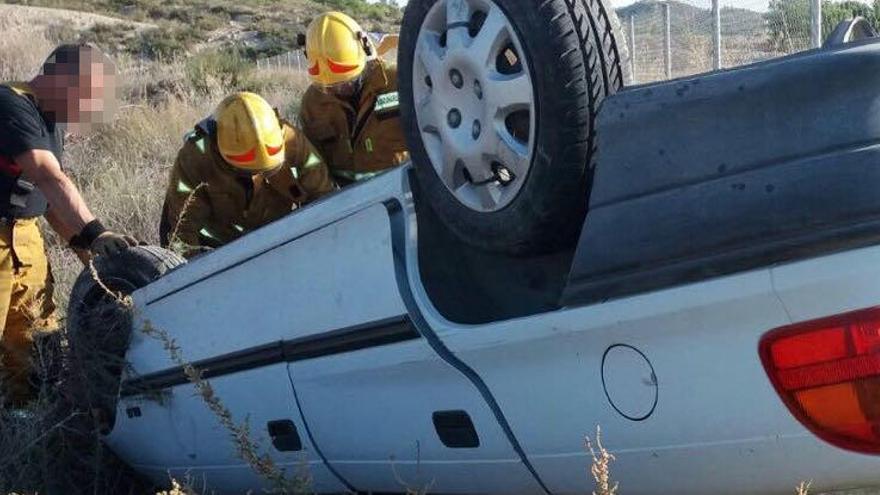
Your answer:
[284,202,544,493]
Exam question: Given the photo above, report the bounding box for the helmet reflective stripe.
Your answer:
[304,152,322,169]
[199,228,219,241]
[177,180,193,194]
[233,224,245,233]
[290,166,300,180]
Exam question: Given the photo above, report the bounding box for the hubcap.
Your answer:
[413,0,536,212]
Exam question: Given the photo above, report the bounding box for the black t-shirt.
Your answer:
[0,85,58,218]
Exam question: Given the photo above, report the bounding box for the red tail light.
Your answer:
[760,307,880,454]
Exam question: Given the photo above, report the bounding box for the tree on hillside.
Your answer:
[766,0,879,51]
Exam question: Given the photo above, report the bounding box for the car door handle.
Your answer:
[433,410,480,448]
[267,419,303,452]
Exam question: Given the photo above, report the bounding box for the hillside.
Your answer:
[1,0,402,59]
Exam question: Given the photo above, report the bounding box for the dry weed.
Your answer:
[166,182,208,258]
[0,326,150,494]
[156,477,203,495]
[139,321,308,494]
[586,426,618,495]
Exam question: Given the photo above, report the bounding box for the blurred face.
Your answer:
[36,54,118,132]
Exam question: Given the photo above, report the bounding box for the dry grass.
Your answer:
[0,15,312,494]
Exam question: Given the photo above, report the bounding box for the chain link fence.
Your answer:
[256,50,308,71]
[254,32,394,72]
[618,0,874,84]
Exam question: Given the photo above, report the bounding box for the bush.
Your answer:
[79,22,131,53]
[185,49,256,95]
[131,25,198,60]
[313,0,401,24]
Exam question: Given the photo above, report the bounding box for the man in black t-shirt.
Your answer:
[0,44,136,405]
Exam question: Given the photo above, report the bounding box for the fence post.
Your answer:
[712,0,721,70]
[663,1,671,79]
[628,15,636,83]
[811,0,822,48]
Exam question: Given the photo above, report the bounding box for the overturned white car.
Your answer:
[71,0,880,493]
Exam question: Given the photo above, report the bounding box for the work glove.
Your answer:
[90,230,139,257]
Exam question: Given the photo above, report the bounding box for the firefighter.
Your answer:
[300,12,409,186]
[0,44,137,405]
[160,92,334,256]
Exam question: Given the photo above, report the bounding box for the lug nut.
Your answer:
[496,166,513,185]
[472,120,481,140]
[448,109,462,128]
[474,80,483,99]
[450,69,464,89]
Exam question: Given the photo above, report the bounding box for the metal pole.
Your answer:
[712,0,721,70]
[663,1,671,79]
[811,0,822,48]
[629,15,637,83]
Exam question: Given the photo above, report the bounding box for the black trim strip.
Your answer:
[383,197,553,495]
[121,316,418,397]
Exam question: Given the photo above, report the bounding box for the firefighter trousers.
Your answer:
[0,218,57,405]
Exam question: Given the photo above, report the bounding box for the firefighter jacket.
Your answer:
[300,59,409,184]
[160,119,334,254]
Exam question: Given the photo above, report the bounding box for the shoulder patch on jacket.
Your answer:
[375,91,399,113]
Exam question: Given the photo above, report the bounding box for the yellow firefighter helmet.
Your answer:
[214,92,285,174]
[306,12,371,87]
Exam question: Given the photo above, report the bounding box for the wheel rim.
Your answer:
[413,0,536,212]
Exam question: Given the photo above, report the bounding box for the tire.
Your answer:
[66,246,185,430]
[399,0,626,255]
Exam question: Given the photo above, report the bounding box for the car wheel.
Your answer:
[399,0,626,255]
[66,246,185,430]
